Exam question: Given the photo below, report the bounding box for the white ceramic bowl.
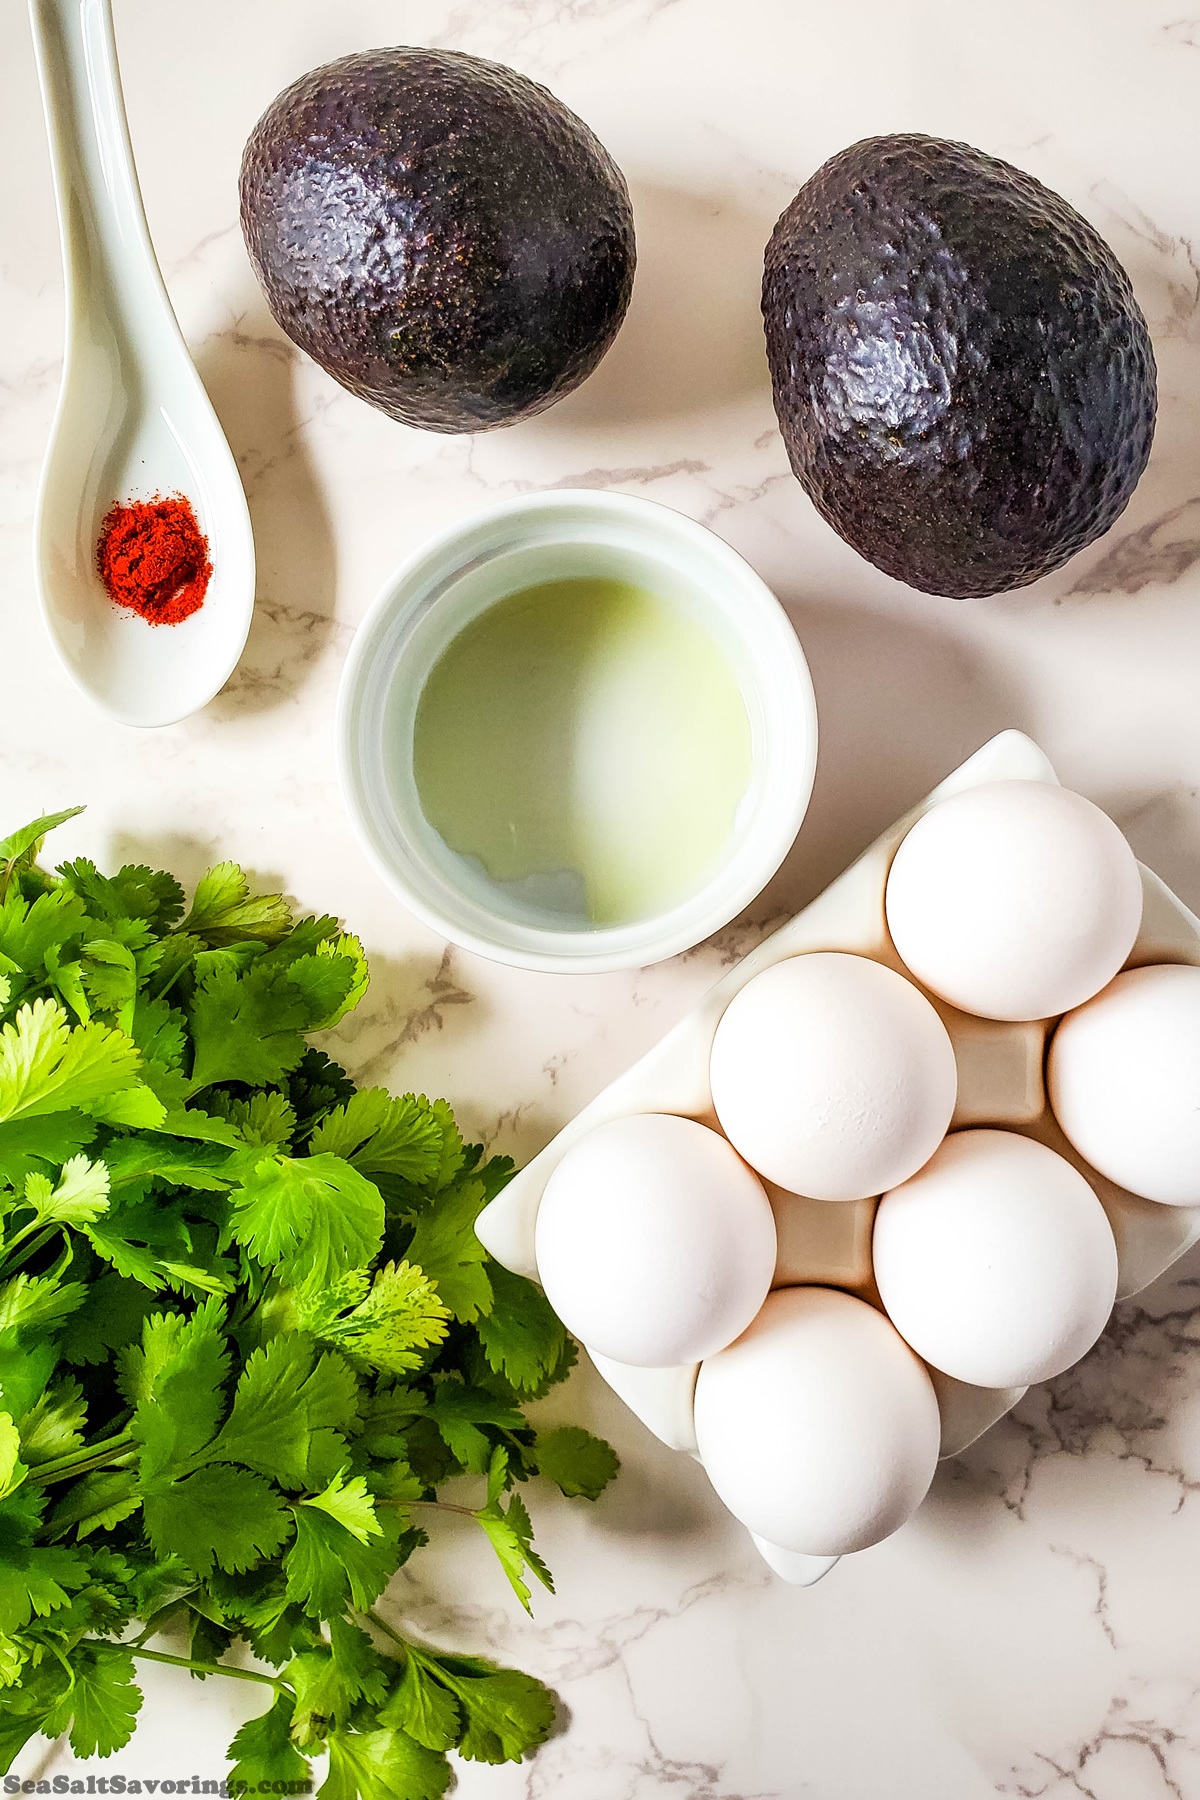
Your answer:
[337,490,817,973]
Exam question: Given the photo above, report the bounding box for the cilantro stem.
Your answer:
[363,1606,409,1656]
[122,1645,288,1691]
[0,1224,59,1276]
[363,1606,448,1671]
[360,1609,447,1678]
[388,1497,477,1518]
[45,1639,77,1687]
[27,1429,137,1486]
[150,956,190,1004]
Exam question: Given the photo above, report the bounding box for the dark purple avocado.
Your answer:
[239,48,635,432]
[762,135,1157,597]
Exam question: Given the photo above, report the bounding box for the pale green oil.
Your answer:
[412,576,754,925]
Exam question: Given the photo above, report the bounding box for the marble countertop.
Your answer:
[5,0,1200,1794]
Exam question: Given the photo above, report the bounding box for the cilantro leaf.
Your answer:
[379,1655,460,1752]
[328,1615,390,1707]
[17,1377,87,1465]
[154,1106,247,1147]
[0,809,85,885]
[188,964,311,1092]
[426,1100,468,1192]
[87,1191,232,1297]
[58,1272,157,1367]
[111,863,186,929]
[0,1701,60,1771]
[60,859,185,932]
[260,914,340,965]
[0,1632,27,1689]
[128,1298,230,1479]
[0,888,88,990]
[193,943,266,986]
[0,1111,96,1186]
[357,1385,427,1464]
[100,1131,237,1194]
[149,931,205,999]
[476,1489,554,1615]
[130,991,187,1067]
[0,1414,24,1501]
[310,1089,447,1189]
[288,1620,389,1742]
[0,1486,87,1632]
[312,933,369,1027]
[79,935,139,1025]
[428,1381,527,1475]
[280,952,359,1034]
[0,999,143,1123]
[292,1345,360,1433]
[85,1081,167,1129]
[322,1725,452,1800]
[535,1426,620,1501]
[206,1336,347,1491]
[228,1692,311,1791]
[474,1449,554,1615]
[224,1089,296,1150]
[42,944,89,1025]
[0,1340,57,1420]
[227,1153,384,1288]
[430,1655,557,1764]
[283,1504,405,1617]
[474,1262,570,1393]
[42,1641,141,1758]
[286,1049,356,1135]
[21,1153,110,1229]
[0,1544,84,1633]
[143,1465,292,1577]
[404,1175,493,1324]
[0,1273,88,1335]
[302,1468,381,1544]
[251,1610,323,1670]
[180,863,294,948]
[295,1260,449,1376]
[47,1469,142,1539]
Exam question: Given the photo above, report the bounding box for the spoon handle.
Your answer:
[29,0,183,352]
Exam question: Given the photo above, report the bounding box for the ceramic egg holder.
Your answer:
[475,730,1200,1584]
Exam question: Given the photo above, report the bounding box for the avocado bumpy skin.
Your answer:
[762,135,1157,598]
[239,48,635,432]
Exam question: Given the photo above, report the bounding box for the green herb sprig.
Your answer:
[0,811,618,1794]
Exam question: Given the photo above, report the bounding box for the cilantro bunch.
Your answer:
[0,810,618,1795]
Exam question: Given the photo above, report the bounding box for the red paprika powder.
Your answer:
[96,494,212,625]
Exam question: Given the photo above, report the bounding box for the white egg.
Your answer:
[1048,963,1200,1206]
[693,1286,941,1556]
[873,1129,1118,1388]
[709,952,957,1201]
[884,780,1143,1022]
[534,1113,776,1368]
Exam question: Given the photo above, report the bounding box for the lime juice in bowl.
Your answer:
[337,490,817,973]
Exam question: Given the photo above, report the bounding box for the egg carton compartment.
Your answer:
[475,730,1200,1583]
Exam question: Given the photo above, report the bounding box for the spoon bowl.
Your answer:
[30,0,254,728]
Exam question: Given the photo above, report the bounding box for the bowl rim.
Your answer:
[336,488,818,973]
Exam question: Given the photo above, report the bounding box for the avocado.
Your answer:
[762,135,1156,597]
[239,48,635,432]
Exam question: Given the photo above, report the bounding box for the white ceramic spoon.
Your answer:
[29,0,254,728]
